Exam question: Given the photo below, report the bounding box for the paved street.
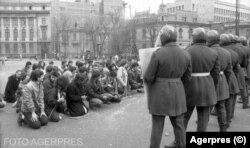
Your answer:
[0,60,250,148]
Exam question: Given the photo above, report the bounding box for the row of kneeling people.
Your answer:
[1,58,143,129]
[145,25,250,148]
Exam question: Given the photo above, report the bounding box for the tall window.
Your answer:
[179,28,183,39]
[28,18,34,26]
[5,44,10,53]
[22,28,26,41]
[42,28,47,40]
[30,29,34,41]
[182,17,187,22]
[22,44,26,53]
[12,18,18,26]
[5,28,10,41]
[0,44,2,53]
[42,6,46,10]
[14,28,18,41]
[193,18,197,23]
[4,18,10,26]
[73,33,77,40]
[21,18,26,26]
[142,29,146,39]
[14,44,18,53]
[188,28,193,39]
[29,6,32,10]
[192,4,195,11]
[62,34,69,43]
[42,18,46,25]
[29,43,34,53]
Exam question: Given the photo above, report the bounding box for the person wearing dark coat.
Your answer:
[21,61,32,79]
[228,34,250,109]
[86,70,116,108]
[144,25,191,148]
[184,27,220,132]
[4,70,22,103]
[43,70,60,102]
[207,30,232,132]
[220,34,240,126]
[128,62,143,90]
[43,65,54,81]
[45,76,69,122]
[66,73,89,117]
[239,36,250,108]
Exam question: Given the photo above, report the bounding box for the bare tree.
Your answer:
[52,14,71,58]
[145,16,158,47]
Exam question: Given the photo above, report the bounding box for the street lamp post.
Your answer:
[235,0,239,35]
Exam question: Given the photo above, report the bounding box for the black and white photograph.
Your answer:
[0,0,250,148]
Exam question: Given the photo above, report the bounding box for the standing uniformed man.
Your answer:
[144,25,191,148]
[184,28,220,132]
[239,36,250,106]
[207,30,231,132]
[228,34,250,109]
[220,34,240,126]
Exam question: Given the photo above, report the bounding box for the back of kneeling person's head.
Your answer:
[74,73,88,85]
[56,76,70,91]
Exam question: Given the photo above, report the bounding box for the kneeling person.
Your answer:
[66,73,89,117]
[45,76,69,122]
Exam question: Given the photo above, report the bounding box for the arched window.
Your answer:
[179,28,183,39]
[5,28,10,41]
[22,28,26,41]
[14,28,18,41]
[30,28,34,41]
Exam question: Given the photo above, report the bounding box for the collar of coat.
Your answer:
[192,43,207,46]
[208,43,220,47]
[163,42,178,47]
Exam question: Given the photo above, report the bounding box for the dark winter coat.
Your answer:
[4,74,21,103]
[221,45,240,94]
[185,43,220,107]
[66,82,87,116]
[144,42,192,116]
[209,43,231,101]
[86,80,104,100]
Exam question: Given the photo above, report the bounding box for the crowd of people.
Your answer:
[1,24,250,148]
[0,56,143,129]
[145,25,250,148]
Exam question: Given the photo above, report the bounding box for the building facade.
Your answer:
[158,0,250,23]
[0,0,51,58]
[58,0,126,58]
[0,0,124,58]
[134,18,250,50]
